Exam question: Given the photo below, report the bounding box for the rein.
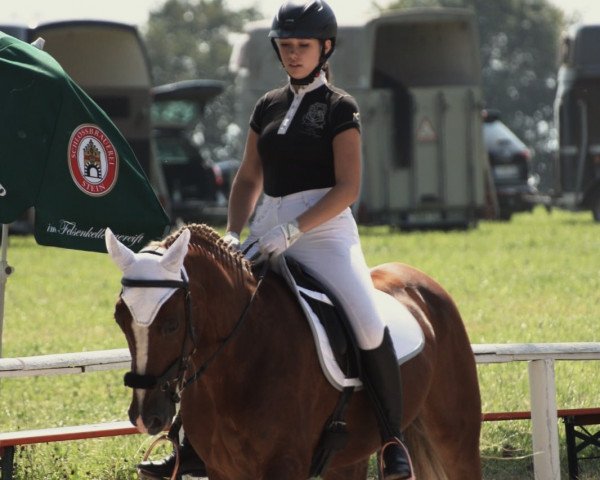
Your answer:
[181,258,269,390]
[122,250,269,403]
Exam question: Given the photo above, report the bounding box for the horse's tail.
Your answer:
[404,416,449,480]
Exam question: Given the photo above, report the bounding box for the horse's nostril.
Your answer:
[146,415,165,435]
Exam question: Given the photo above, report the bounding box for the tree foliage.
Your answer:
[144,0,259,83]
[143,0,261,160]
[380,0,566,151]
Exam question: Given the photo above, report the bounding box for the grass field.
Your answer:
[1,206,600,479]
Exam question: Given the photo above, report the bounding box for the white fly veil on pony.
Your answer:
[105,228,191,326]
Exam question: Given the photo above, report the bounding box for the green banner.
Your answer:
[0,33,169,252]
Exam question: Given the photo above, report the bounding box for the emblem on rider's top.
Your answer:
[68,124,119,197]
[301,102,327,137]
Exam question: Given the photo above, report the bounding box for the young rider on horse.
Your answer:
[139,1,413,479]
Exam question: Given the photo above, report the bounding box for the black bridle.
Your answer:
[121,270,195,403]
[121,252,269,404]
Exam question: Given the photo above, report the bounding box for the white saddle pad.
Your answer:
[275,256,425,391]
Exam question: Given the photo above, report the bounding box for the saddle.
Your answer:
[271,256,425,392]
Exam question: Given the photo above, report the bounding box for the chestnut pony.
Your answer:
[107,224,481,480]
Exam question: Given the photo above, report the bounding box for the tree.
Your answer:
[144,0,260,84]
[143,0,261,160]
[379,0,566,152]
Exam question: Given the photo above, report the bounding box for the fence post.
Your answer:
[529,359,561,480]
[0,223,11,358]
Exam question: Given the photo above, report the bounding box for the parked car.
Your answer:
[152,124,231,223]
[151,80,239,224]
[214,158,241,204]
[483,110,537,220]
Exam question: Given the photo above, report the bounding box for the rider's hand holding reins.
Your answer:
[258,220,302,256]
[222,231,241,250]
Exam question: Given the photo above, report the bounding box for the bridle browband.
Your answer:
[121,248,269,404]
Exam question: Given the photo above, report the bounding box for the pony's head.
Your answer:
[106,227,192,434]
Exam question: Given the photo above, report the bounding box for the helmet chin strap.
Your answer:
[289,43,332,86]
[290,64,323,86]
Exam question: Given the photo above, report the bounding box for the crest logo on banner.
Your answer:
[68,124,119,196]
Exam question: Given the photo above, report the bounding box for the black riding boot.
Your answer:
[137,434,208,479]
[361,327,413,480]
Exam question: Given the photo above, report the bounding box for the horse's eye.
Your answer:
[161,318,180,335]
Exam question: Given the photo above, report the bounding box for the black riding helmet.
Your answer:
[268,0,337,84]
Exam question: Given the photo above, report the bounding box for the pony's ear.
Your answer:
[105,228,136,272]
[160,228,190,273]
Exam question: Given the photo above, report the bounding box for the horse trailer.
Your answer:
[230,8,490,228]
[548,24,600,221]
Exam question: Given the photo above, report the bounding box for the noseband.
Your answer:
[120,250,269,404]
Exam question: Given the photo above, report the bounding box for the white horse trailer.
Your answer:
[230,8,490,228]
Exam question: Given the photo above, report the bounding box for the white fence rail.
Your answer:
[473,343,600,480]
[0,348,130,377]
[2,343,600,480]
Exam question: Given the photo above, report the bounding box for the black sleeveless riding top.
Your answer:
[250,79,361,197]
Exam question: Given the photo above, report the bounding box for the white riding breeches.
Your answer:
[242,188,386,350]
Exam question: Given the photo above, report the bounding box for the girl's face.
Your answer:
[276,37,331,80]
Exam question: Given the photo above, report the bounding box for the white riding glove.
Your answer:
[222,231,241,250]
[258,220,302,256]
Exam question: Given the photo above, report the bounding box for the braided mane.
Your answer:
[158,223,252,276]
